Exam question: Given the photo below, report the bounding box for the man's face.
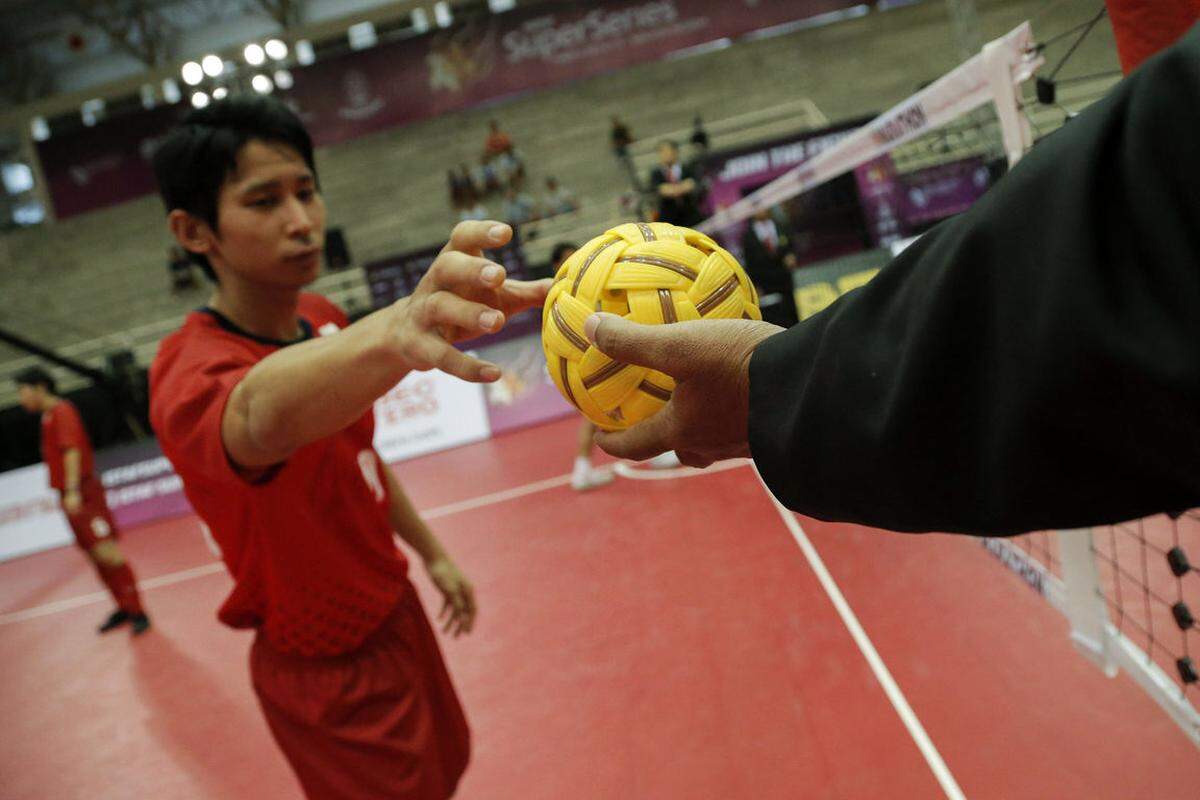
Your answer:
[17,384,42,413]
[658,143,677,167]
[207,139,326,288]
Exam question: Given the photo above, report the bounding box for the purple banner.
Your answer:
[95,438,192,529]
[896,157,992,227]
[37,105,184,219]
[477,331,575,435]
[853,155,906,247]
[38,0,859,219]
[286,0,860,146]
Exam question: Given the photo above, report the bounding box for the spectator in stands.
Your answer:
[542,176,579,216]
[610,116,639,190]
[649,140,704,227]
[500,185,536,226]
[169,244,196,290]
[15,366,150,635]
[458,187,490,222]
[741,207,800,328]
[484,119,513,158]
[690,115,710,159]
[447,165,473,209]
[473,154,502,196]
[494,148,525,190]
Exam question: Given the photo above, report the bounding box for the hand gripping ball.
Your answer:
[541,221,760,430]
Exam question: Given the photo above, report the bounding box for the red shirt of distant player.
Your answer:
[149,293,408,657]
[41,400,97,492]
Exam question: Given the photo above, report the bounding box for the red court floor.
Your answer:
[1,416,1197,799]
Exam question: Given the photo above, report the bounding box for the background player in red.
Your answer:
[15,366,150,635]
[149,96,549,799]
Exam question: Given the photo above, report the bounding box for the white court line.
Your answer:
[0,563,227,626]
[421,472,573,520]
[757,473,967,800]
[0,471,582,626]
[612,458,751,481]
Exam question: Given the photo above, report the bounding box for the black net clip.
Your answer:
[1172,602,1195,631]
[1167,546,1192,577]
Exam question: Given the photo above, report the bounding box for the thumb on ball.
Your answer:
[584,312,678,375]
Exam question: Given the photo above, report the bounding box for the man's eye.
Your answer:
[249,197,277,208]
[297,189,315,202]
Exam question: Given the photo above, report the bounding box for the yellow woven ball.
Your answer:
[541,221,760,430]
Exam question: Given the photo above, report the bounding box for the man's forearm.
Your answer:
[382,462,446,564]
[223,307,409,467]
[749,27,1200,534]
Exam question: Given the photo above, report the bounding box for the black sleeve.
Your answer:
[748,24,1200,536]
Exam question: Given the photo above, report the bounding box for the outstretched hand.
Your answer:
[584,313,784,468]
[381,220,552,383]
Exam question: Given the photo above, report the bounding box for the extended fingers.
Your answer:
[442,220,511,257]
[422,251,508,295]
[498,278,553,315]
[417,290,505,336]
[405,336,500,383]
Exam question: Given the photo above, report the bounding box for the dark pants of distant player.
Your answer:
[251,579,471,800]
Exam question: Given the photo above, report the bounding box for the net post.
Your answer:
[1057,528,1118,677]
[982,34,1035,167]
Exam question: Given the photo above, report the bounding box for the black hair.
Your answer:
[551,242,578,267]
[151,95,318,282]
[15,365,55,394]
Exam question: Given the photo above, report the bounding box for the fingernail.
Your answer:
[584,312,604,343]
[480,310,503,330]
[488,224,508,242]
[481,264,504,284]
[480,365,501,381]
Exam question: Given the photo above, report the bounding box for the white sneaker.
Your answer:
[571,467,614,491]
[647,451,682,469]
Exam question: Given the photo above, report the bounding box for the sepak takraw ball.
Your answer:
[541,222,760,430]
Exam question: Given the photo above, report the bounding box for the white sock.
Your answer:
[573,456,591,479]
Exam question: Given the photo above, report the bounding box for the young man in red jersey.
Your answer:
[16,367,150,635]
[149,96,548,799]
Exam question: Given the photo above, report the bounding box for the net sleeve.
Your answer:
[749,23,1200,535]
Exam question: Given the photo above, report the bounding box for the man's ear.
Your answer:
[167,209,216,259]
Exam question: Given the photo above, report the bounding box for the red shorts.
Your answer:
[250,579,471,800]
[63,481,119,550]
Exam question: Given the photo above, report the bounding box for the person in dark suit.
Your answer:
[740,208,799,328]
[580,22,1200,537]
[648,140,704,227]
